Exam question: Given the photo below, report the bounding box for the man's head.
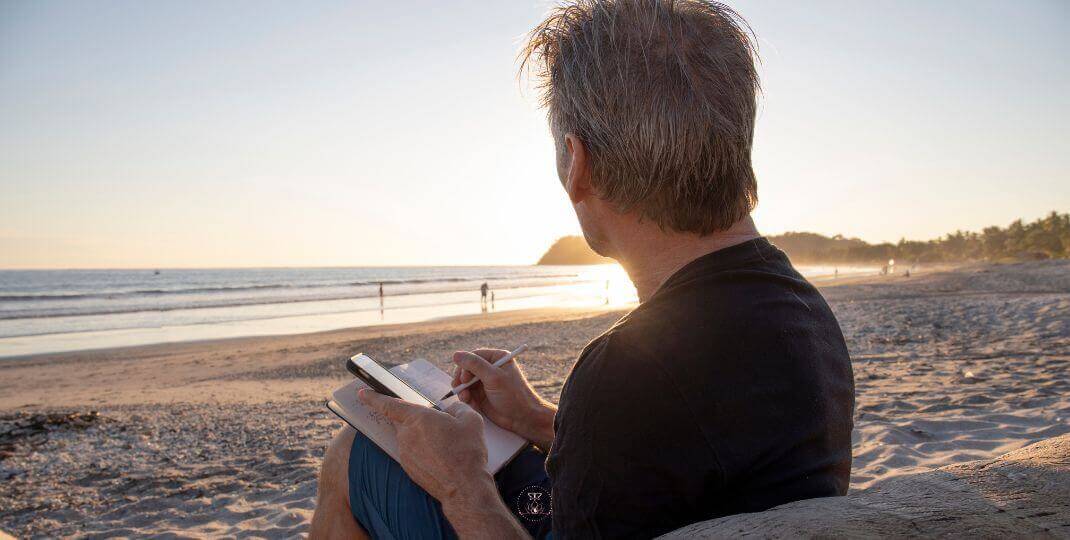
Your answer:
[522,0,760,258]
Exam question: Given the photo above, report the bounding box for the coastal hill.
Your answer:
[537,211,1069,264]
[537,236,614,265]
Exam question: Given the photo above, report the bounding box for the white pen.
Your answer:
[440,344,529,401]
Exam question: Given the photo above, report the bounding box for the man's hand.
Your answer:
[358,389,529,539]
[358,389,491,504]
[452,349,557,450]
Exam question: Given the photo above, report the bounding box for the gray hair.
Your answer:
[521,0,760,234]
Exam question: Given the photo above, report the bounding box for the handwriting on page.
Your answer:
[365,409,391,427]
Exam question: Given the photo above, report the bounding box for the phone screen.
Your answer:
[349,354,437,409]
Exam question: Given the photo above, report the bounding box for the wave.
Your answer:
[0,283,291,301]
[0,273,584,303]
[0,287,582,340]
[0,277,602,320]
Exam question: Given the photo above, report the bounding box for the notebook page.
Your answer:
[331,359,528,473]
[392,359,528,471]
[330,378,401,459]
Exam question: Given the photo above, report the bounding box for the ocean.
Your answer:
[0,263,874,358]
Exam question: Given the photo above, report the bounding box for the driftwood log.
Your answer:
[662,434,1070,538]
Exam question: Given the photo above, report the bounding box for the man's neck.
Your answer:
[615,217,760,302]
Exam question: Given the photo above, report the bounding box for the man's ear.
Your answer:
[563,133,592,204]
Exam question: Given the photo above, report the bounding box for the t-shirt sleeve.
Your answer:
[547,335,725,539]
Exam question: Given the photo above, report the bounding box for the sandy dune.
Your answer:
[1,260,1068,537]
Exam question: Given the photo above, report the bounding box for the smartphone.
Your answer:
[346,354,439,410]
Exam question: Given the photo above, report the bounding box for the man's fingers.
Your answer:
[474,348,524,379]
[452,351,477,386]
[443,400,469,416]
[453,351,501,384]
[451,362,462,387]
[471,348,508,362]
[500,358,523,377]
[358,388,420,424]
[444,401,483,429]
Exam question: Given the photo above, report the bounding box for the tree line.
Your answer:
[538,212,1069,265]
[770,211,1069,263]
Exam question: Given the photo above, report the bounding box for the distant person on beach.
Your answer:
[480,282,489,309]
[377,282,384,307]
[312,2,854,538]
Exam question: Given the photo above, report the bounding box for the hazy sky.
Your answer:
[2,0,1068,268]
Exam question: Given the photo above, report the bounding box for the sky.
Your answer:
[1,0,1067,269]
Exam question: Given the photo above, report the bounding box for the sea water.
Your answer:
[0,264,874,357]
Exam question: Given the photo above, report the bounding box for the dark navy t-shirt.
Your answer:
[545,238,855,538]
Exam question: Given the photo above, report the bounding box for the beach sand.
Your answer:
[1,260,1068,537]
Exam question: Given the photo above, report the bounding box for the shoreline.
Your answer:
[0,264,914,366]
[0,265,954,412]
[0,262,884,359]
[0,305,630,411]
[0,305,625,368]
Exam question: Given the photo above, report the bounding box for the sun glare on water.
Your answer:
[577,264,638,306]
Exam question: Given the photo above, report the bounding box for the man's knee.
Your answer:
[320,426,357,497]
[311,427,364,539]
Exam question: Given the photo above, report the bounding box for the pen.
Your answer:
[440,344,529,401]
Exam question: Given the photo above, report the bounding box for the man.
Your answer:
[311,1,854,537]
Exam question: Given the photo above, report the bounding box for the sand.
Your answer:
[664,433,1070,537]
[1,260,1068,537]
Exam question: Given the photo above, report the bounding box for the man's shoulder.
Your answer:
[570,328,662,382]
[578,259,848,386]
[642,255,835,331]
[556,327,678,414]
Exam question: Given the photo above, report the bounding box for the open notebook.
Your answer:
[327,358,528,474]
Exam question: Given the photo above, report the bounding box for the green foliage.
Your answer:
[539,212,1069,265]
[770,211,1070,263]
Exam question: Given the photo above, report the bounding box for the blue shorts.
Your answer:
[348,432,553,539]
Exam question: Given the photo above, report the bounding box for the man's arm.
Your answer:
[521,400,556,451]
[441,475,530,539]
[452,349,557,450]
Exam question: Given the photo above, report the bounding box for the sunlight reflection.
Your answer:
[577,264,638,306]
